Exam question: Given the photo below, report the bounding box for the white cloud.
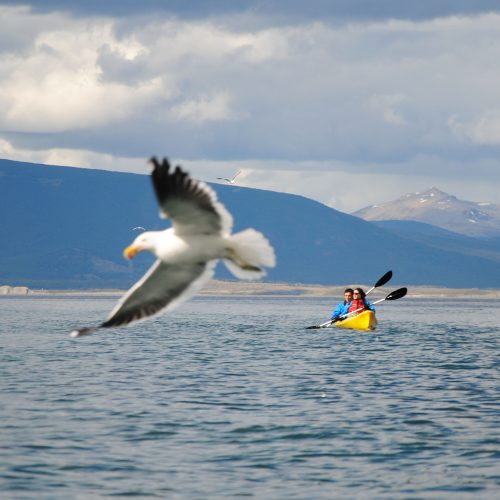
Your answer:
[369,94,407,125]
[448,108,500,146]
[135,20,288,65]
[0,138,15,156]
[0,13,165,132]
[0,9,286,133]
[0,137,141,172]
[170,92,243,124]
[0,5,68,53]
[465,110,500,145]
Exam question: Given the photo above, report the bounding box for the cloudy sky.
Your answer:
[2,0,500,212]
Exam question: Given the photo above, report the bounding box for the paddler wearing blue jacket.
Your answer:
[330,288,354,321]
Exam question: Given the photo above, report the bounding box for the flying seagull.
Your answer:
[217,170,241,184]
[71,157,275,337]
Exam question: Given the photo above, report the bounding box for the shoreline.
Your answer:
[2,281,500,298]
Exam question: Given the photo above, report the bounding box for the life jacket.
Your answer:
[348,299,367,314]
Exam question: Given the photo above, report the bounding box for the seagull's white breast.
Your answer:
[155,228,226,264]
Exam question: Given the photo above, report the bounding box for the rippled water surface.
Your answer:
[1,295,499,498]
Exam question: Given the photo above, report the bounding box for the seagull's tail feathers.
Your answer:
[224,228,276,280]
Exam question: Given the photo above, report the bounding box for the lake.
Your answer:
[1,295,499,498]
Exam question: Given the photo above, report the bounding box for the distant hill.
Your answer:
[373,220,500,264]
[2,159,500,288]
[353,187,500,237]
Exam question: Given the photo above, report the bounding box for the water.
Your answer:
[1,295,499,499]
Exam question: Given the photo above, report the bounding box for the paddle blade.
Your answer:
[385,287,407,301]
[375,270,393,288]
[306,325,321,329]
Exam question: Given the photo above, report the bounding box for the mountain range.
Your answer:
[353,187,500,237]
[2,159,500,288]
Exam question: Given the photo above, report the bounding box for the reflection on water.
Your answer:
[1,296,499,498]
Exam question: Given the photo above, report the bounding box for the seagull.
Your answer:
[132,226,146,231]
[217,170,241,184]
[71,157,275,337]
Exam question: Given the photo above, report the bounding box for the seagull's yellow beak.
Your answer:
[123,244,142,260]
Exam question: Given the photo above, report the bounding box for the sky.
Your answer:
[1,0,500,212]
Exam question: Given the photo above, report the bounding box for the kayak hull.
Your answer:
[333,310,377,331]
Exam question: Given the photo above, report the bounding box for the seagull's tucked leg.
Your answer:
[223,228,276,280]
[70,326,99,337]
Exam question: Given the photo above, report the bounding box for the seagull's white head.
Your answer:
[124,231,158,260]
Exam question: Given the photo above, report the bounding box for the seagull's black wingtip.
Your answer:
[149,156,161,172]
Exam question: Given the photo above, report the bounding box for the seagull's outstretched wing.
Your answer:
[150,157,232,236]
[71,260,216,336]
[231,170,242,182]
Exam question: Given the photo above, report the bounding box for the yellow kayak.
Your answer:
[333,310,377,331]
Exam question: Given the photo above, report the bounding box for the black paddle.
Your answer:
[306,270,393,329]
[365,270,393,295]
[306,286,407,329]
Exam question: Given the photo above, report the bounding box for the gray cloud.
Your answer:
[0,1,254,19]
[3,0,500,22]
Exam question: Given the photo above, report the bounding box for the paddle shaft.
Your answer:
[364,270,392,295]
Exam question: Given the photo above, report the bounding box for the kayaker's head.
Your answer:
[353,288,366,300]
[344,288,353,303]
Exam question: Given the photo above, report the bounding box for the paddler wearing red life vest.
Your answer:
[347,287,376,315]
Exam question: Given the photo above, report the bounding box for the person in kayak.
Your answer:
[330,288,353,322]
[347,288,376,316]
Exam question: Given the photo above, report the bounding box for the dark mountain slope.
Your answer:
[374,220,500,264]
[2,159,500,288]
